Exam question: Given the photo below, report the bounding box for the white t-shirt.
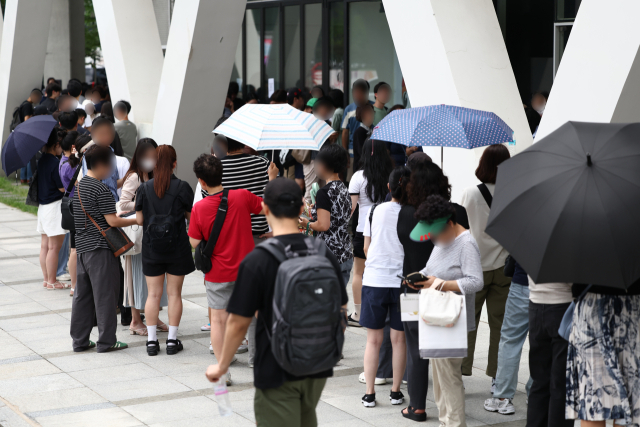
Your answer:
[348,170,375,233]
[115,156,130,198]
[362,202,404,288]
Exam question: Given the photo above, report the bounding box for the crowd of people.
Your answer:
[15,76,640,427]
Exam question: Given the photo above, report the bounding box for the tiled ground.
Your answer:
[0,202,533,427]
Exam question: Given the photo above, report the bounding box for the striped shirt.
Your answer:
[73,176,117,254]
[201,154,270,234]
[421,230,484,331]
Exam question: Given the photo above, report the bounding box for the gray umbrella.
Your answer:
[485,121,640,289]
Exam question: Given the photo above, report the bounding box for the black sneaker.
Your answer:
[347,314,362,327]
[390,390,404,405]
[362,393,376,407]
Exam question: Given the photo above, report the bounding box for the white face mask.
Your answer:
[140,159,156,172]
[535,103,546,115]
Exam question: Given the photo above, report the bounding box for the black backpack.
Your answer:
[258,237,346,377]
[144,180,181,253]
[9,103,24,132]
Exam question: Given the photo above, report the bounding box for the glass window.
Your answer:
[349,1,403,106]
[264,7,281,99]
[329,3,345,92]
[230,20,243,99]
[245,9,261,101]
[554,24,573,76]
[556,0,581,21]
[305,4,323,93]
[284,6,301,90]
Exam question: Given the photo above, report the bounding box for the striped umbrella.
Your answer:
[212,104,334,151]
[370,104,513,149]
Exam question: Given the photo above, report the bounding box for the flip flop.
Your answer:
[157,322,169,332]
[47,281,71,290]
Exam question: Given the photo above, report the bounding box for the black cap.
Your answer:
[33,105,50,116]
[263,178,304,208]
[287,87,303,105]
[352,79,370,91]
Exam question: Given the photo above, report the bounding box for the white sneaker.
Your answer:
[491,377,496,394]
[236,338,248,354]
[358,372,386,385]
[56,273,71,281]
[210,344,214,354]
[484,398,515,415]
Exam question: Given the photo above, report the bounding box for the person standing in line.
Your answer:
[70,145,137,352]
[86,118,122,201]
[189,154,277,384]
[59,110,87,135]
[37,127,70,291]
[299,144,353,283]
[117,139,169,336]
[136,145,195,356]
[114,100,138,162]
[58,131,80,295]
[41,83,61,114]
[91,85,108,113]
[460,145,512,390]
[342,79,371,179]
[352,104,374,172]
[348,139,393,327]
[75,108,88,131]
[311,85,325,99]
[329,89,345,135]
[409,195,484,427]
[526,279,573,427]
[483,259,532,415]
[205,178,349,427]
[359,166,410,408]
[397,159,469,422]
[372,82,390,126]
[17,88,42,183]
[66,79,84,110]
[565,280,640,427]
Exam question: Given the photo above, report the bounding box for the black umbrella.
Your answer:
[1,115,58,175]
[485,121,640,289]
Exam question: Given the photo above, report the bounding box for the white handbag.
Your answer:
[419,279,464,328]
[121,224,143,255]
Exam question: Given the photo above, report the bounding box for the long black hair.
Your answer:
[125,140,156,181]
[361,138,393,203]
[402,160,451,207]
[389,166,411,200]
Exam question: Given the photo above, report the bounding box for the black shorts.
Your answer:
[294,161,304,179]
[142,257,195,277]
[70,232,76,249]
[352,231,366,259]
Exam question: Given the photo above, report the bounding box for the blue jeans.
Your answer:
[56,233,70,277]
[339,258,353,286]
[493,283,532,399]
[20,162,32,181]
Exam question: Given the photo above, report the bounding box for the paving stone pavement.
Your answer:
[0,202,534,427]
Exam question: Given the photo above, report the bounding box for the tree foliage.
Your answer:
[85,0,101,70]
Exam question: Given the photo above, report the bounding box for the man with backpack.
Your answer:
[206,178,348,427]
[12,88,43,183]
[188,154,276,383]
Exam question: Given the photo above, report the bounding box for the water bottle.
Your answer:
[213,375,232,417]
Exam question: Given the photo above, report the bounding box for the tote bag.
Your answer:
[419,296,467,359]
[419,279,464,327]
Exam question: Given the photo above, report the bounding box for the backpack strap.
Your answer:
[256,239,288,263]
[201,189,229,259]
[64,161,83,197]
[368,203,379,228]
[477,183,493,208]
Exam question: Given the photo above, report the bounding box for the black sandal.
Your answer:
[146,340,160,356]
[401,406,427,422]
[166,338,183,355]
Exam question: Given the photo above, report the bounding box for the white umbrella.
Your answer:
[212,104,334,151]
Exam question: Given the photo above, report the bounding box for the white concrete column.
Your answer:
[0,0,53,147]
[152,0,247,186]
[93,0,165,137]
[44,0,71,83]
[535,0,640,141]
[383,0,532,202]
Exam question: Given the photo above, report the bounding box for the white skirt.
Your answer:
[36,200,68,237]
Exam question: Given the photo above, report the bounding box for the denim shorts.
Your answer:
[359,286,403,331]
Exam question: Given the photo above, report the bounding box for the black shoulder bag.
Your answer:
[60,162,83,231]
[194,189,229,273]
[477,183,492,208]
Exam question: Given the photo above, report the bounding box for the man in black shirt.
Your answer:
[41,82,61,113]
[206,179,348,427]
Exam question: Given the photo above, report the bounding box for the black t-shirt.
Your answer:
[135,176,194,263]
[73,176,117,254]
[352,126,369,171]
[226,234,349,390]
[37,153,64,204]
[512,261,528,286]
[397,203,469,293]
[19,101,33,122]
[41,97,57,114]
[311,181,353,264]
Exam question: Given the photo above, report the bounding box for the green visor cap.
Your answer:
[409,215,451,242]
[306,98,318,108]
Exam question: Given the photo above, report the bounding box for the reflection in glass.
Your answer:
[284,6,301,89]
[329,3,344,91]
[555,25,572,75]
[265,7,281,99]
[245,9,261,101]
[305,4,323,92]
[348,1,403,105]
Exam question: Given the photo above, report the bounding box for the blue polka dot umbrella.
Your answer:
[370,104,513,149]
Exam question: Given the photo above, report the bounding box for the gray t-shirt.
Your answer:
[421,230,484,331]
[115,120,138,161]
